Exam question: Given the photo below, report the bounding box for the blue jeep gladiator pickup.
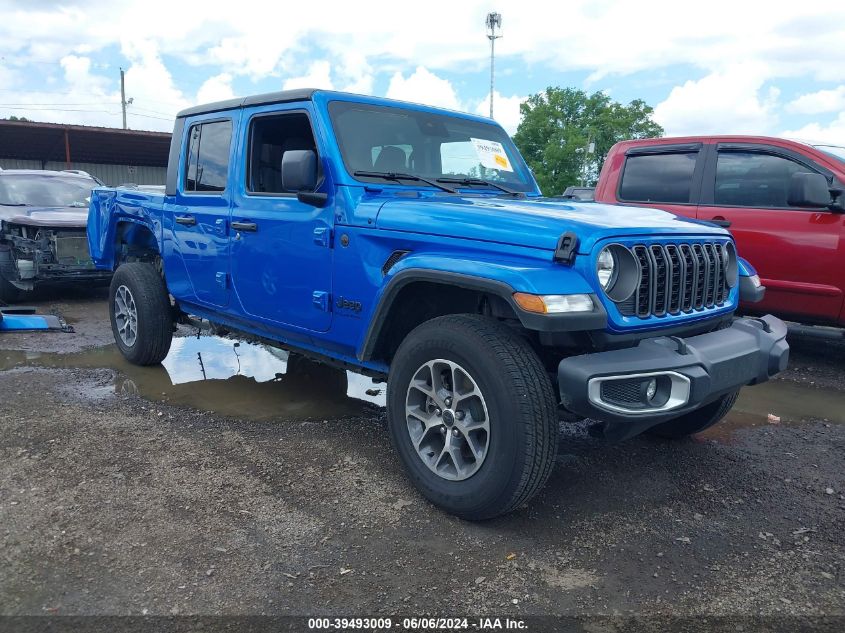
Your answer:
[88,89,789,519]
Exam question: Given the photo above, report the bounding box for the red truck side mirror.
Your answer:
[787,172,834,209]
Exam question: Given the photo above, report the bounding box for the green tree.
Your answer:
[512,87,663,195]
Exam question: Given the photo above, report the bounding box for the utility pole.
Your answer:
[120,67,128,129]
[486,12,502,119]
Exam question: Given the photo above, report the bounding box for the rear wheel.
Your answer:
[109,263,173,365]
[387,314,558,520]
[646,390,739,439]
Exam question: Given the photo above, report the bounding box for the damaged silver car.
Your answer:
[0,169,112,302]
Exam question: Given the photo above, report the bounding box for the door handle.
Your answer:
[231,220,258,232]
[708,219,732,228]
[175,215,196,226]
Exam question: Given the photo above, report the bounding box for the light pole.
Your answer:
[485,12,502,119]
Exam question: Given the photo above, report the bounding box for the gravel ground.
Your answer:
[1,294,843,631]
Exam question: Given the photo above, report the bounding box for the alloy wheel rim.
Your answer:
[404,358,490,481]
[114,284,138,347]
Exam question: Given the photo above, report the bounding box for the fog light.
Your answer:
[645,378,658,402]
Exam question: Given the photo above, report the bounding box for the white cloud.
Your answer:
[59,55,93,83]
[653,64,780,136]
[120,40,191,131]
[282,60,334,91]
[196,73,235,105]
[386,66,461,110]
[781,113,845,145]
[787,86,845,115]
[1,1,845,138]
[474,91,526,134]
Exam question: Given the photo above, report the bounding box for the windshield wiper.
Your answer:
[436,176,523,196]
[0,202,29,206]
[353,170,459,194]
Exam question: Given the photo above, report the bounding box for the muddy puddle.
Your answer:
[2,336,841,434]
[0,335,386,421]
[700,380,845,442]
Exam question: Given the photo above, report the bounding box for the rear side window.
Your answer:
[715,151,812,208]
[619,152,697,204]
[184,120,232,193]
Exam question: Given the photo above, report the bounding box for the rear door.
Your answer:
[167,117,234,307]
[698,143,844,322]
[614,143,705,220]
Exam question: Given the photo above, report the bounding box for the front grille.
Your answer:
[619,241,730,318]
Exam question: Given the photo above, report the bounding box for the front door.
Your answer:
[698,145,844,322]
[228,106,333,332]
[168,118,234,307]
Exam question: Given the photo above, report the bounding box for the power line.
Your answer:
[127,112,174,122]
[0,106,116,113]
[130,105,178,117]
[0,102,119,107]
[0,88,187,108]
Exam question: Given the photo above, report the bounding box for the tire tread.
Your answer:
[110,263,173,366]
[392,314,558,519]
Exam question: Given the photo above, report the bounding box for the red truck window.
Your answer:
[714,151,813,208]
[619,152,697,204]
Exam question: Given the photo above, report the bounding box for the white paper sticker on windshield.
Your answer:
[470,138,514,172]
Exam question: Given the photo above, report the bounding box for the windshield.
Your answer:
[813,144,845,164]
[328,101,537,193]
[0,174,96,207]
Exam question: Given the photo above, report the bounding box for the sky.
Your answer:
[1,0,844,144]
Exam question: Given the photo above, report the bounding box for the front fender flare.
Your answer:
[357,264,607,361]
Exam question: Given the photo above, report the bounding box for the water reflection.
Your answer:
[1,335,386,421]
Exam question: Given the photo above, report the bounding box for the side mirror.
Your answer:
[281,149,318,192]
[787,172,832,208]
[281,149,328,207]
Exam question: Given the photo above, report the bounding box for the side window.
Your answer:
[715,151,811,208]
[619,152,698,204]
[185,125,200,190]
[248,113,318,194]
[183,120,232,194]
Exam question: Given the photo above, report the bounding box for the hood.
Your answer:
[0,205,88,228]
[375,195,728,253]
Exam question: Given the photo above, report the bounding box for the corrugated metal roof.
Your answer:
[0,120,171,166]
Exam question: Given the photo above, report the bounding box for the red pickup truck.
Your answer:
[595,136,845,331]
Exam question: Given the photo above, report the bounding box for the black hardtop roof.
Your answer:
[176,88,318,119]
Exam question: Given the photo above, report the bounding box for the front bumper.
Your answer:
[557,315,789,428]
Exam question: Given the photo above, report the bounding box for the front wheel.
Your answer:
[387,314,558,520]
[645,390,739,439]
[109,263,173,365]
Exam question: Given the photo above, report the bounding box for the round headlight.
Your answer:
[596,247,616,289]
[597,244,640,303]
